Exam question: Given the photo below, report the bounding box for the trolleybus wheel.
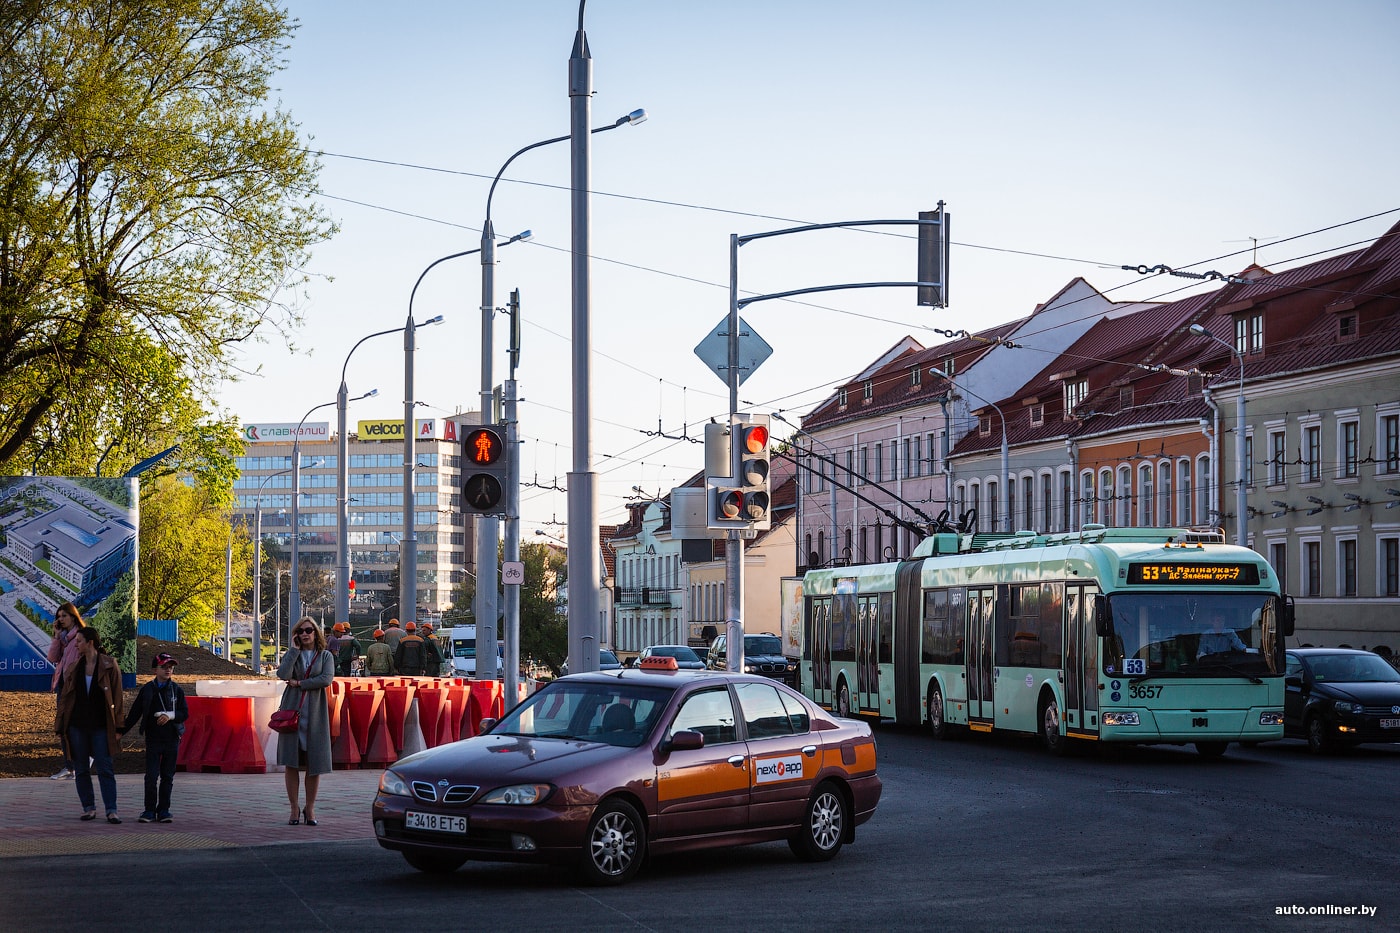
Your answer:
[788,780,848,862]
[835,681,851,718]
[1039,693,1068,756]
[1195,741,1228,758]
[928,685,949,740]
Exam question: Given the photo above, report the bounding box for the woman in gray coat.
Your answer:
[277,618,335,825]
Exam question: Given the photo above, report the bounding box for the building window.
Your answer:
[1059,470,1072,533]
[1339,314,1357,339]
[940,356,955,377]
[1029,404,1044,426]
[1024,475,1034,532]
[911,436,922,478]
[1063,378,1088,414]
[1381,412,1399,474]
[863,379,873,401]
[1139,463,1153,526]
[889,441,899,481]
[1158,462,1172,527]
[1041,473,1053,533]
[1235,311,1264,355]
[1117,465,1132,527]
[856,447,868,486]
[845,449,854,487]
[873,444,883,484]
[910,365,921,387]
[1304,540,1321,597]
[1178,459,1192,525]
[1339,539,1357,598]
[1080,471,1095,527]
[987,480,999,531]
[1007,477,1015,530]
[969,482,981,523]
[1269,541,1287,594]
[1340,420,1359,479]
[1304,424,1321,482]
[979,415,992,437]
[838,388,848,407]
[1269,430,1287,486]
[1099,468,1113,526]
[1382,537,1399,597]
[816,531,825,566]
[858,526,868,563]
[1244,432,1254,488]
[1197,456,1211,525]
[1119,386,1133,410]
[927,433,938,474]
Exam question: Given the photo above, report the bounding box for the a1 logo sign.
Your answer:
[501,561,525,586]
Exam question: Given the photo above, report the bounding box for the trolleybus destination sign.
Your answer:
[1127,563,1261,585]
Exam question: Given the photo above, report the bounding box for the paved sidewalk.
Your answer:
[2,768,385,859]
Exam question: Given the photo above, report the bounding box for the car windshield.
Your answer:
[1105,593,1282,676]
[1306,654,1400,683]
[745,635,783,656]
[453,643,475,659]
[491,681,673,748]
[652,646,700,662]
[600,650,619,665]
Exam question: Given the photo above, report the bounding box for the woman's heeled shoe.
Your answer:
[287,813,300,825]
[302,808,317,827]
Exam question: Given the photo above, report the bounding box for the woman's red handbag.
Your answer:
[268,710,299,734]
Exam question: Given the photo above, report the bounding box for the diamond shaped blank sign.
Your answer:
[694,316,773,387]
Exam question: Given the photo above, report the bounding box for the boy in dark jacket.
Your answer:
[118,652,188,823]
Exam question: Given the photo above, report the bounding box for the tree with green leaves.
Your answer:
[0,0,334,489]
[138,475,249,645]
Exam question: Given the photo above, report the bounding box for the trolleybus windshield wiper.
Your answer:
[1188,656,1263,683]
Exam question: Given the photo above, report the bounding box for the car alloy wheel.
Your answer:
[581,799,646,885]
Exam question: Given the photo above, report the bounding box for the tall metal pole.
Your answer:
[477,215,499,680]
[289,436,303,629]
[336,379,349,626]
[275,569,283,659]
[725,233,745,673]
[503,377,521,703]
[224,533,232,662]
[403,313,419,628]
[567,14,601,675]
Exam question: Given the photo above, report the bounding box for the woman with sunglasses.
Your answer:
[276,618,334,825]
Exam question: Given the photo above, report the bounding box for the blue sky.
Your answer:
[221,0,1400,533]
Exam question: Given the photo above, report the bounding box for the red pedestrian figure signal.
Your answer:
[468,428,503,465]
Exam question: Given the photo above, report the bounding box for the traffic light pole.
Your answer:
[725,233,745,674]
[503,376,520,705]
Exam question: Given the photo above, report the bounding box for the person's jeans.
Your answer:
[67,726,116,814]
[145,735,180,814]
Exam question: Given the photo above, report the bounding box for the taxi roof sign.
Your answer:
[637,655,679,671]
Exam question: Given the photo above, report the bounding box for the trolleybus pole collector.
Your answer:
[799,524,1294,757]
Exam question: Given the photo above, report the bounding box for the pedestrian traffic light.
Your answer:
[348,578,356,598]
[462,424,508,515]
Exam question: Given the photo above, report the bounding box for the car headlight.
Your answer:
[744,663,759,673]
[1333,701,1360,714]
[1259,711,1284,726]
[379,769,411,797]
[1102,711,1140,726]
[479,783,553,805]
[786,663,797,671]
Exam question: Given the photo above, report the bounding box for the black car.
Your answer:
[1284,648,1400,754]
[707,633,798,688]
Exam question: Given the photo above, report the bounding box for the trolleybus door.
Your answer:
[966,587,996,724]
[1064,584,1100,734]
[810,600,832,708]
[857,597,879,712]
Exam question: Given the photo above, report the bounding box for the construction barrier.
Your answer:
[176,695,265,774]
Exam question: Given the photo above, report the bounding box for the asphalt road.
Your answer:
[4,729,1395,932]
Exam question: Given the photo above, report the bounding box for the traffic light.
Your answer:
[705,413,771,530]
[736,414,771,529]
[462,424,508,515]
[348,578,356,599]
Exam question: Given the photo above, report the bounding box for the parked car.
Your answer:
[598,649,622,671]
[372,660,882,884]
[706,632,798,687]
[638,644,706,670]
[1284,648,1400,754]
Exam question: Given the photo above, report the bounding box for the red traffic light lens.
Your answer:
[466,428,503,465]
[743,424,769,453]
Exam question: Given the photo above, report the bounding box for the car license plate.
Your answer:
[1381,719,1400,729]
[406,811,467,834]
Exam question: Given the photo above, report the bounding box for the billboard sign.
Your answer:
[357,418,460,442]
[242,422,330,444]
[0,476,138,690]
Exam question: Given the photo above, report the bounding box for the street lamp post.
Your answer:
[253,467,293,668]
[290,393,373,636]
[481,105,646,679]
[931,369,1008,532]
[275,568,291,661]
[1190,323,1248,547]
[772,413,839,567]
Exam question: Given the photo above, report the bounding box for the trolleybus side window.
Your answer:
[879,592,894,664]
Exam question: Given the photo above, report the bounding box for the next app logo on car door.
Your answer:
[753,753,805,783]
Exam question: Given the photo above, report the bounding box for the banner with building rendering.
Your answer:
[0,477,138,691]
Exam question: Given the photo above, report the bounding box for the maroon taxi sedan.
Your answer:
[372,657,882,884]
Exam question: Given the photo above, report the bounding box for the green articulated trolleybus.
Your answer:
[799,524,1295,757]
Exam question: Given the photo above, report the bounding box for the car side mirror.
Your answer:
[1284,675,1302,689]
[665,729,704,752]
[1278,595,1295,637]
[477,717,498,733]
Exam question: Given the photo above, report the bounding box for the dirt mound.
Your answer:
[0,636,277,779]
